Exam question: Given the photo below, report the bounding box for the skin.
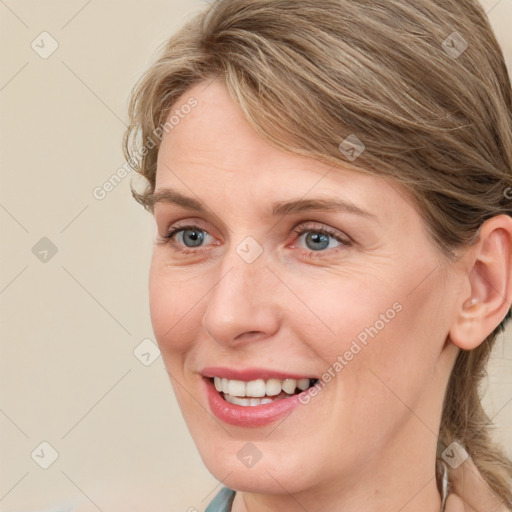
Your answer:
[148,78,512,512]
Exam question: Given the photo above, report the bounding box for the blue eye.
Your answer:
[161,226,212,249]
[291,226,350,253]
[175,227,207,248]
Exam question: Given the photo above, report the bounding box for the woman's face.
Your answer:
[149,79,460,495]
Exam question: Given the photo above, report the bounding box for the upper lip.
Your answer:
[200,366,317,381]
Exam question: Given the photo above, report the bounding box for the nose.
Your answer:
[201,246,282,347]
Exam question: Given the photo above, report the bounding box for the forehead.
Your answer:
[156,79,310,178]
[154,79,416,224]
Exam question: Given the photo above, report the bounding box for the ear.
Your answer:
[449,214,512,350]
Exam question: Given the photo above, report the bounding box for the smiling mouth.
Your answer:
[210,376,320,407]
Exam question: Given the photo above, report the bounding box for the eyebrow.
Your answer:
[150,188,377,220]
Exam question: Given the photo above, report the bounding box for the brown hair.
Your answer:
[123,0,512,504]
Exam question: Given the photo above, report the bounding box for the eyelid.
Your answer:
[291,222,351,242]
[156,218,212,241]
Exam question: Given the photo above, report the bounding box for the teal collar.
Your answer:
[205,487,236,512]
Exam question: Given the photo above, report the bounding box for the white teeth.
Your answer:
[227,379,246,397]
[282,378,297,394]
[224,394,250,406]
[297,378,310,391]
[265,378,282,396]
[246,379,266,397]
[212,376,315,399]
[223,394,282,406]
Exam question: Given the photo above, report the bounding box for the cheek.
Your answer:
[284,271,405,365]
[148,263,201,356]
[338,273,451,426]
[299,264,447,406]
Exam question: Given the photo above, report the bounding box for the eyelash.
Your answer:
[157,223,351,257]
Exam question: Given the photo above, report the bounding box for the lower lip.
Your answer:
[204,377,308,427]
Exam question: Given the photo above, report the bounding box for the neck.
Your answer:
[233,483,442,512]
[231,423,443,512]
[232,469,443,512]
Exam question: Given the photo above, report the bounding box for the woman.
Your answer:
[123,1,512,510]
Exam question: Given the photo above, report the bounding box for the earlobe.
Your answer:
[449,294,486,350]
[448,214,512,351]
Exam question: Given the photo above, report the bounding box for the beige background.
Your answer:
[1,1,511,511]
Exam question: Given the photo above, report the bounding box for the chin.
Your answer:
[194,436,319,495]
